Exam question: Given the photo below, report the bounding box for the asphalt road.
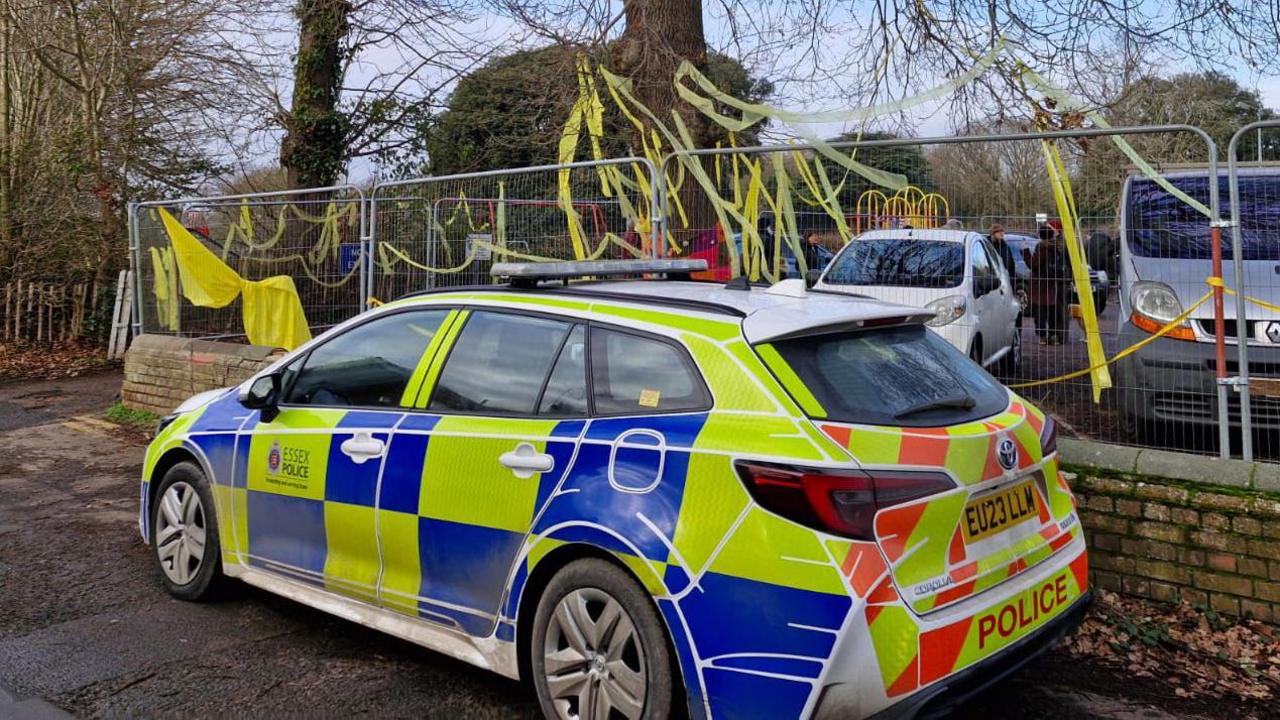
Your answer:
[0,370,1224,719]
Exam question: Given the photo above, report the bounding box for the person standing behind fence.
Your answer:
[987,224,1017,281]
[1025,224,1070,345]
[800,228,829,275]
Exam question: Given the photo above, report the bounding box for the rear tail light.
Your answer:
[1041,415,1058,456]
[735,461,954,540]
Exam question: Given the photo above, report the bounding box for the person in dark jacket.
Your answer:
[1024,224,1070,344]
[987,223,1017,281]
[800,229,828,275]
[1086,227,1118,282]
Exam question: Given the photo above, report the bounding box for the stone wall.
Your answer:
[1061,438,1280,624]
[122,334,284,415]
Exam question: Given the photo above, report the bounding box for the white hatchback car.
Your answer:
[813,229,1022,373]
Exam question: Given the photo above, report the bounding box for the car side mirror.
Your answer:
[974,275,999,297]
[239,372,281,421]
[805,269,822,288]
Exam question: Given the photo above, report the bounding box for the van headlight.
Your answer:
[1130,281,1183,324]
[1130,281,1197,341]
[925,295,967,327]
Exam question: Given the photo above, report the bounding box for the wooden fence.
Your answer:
[2,278,104,344]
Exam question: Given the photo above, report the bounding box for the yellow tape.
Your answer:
[1010,289,1212,389]
[1021,67,1212,219]
[1211,277,1280,315]
[1042,140,1111,402]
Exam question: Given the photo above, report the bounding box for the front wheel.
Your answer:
[997,319,1023,376]
[151,461,223,601]
[531,559,674,720]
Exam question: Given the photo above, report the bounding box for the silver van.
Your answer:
[1115,166,1280,435]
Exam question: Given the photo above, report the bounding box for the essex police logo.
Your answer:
[997,438,1018,471]
[267,441,282,474]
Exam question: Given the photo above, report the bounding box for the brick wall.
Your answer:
[122,334,284,415]
[1061,439,1280,624]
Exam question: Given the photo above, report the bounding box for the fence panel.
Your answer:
[1225,121,1280,461]
[1,279,103,344]
[131,186,367,342]
[662,127,1248,458]
[369,158,661,301]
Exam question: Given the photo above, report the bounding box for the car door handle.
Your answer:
[340,432,385,464]
[499,442,554,479]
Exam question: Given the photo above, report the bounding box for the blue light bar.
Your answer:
[490,258,708,281]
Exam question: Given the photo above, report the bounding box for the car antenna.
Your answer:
[724,276,752,291]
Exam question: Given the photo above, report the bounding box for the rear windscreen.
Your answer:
[763,325,1009,427]
[1128,175,1280,260]
[823,239,964,288]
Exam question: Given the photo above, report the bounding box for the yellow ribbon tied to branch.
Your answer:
[158,208,312,350]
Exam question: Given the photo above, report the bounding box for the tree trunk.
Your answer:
[0,11,11,275]
[281,0,351,190]
[610,0,718,246]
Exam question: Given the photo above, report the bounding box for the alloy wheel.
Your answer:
[155,481,206,585]
[542,587,647,720]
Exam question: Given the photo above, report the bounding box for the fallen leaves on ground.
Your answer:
[0,341,113,382]
[1062,590,1280,704]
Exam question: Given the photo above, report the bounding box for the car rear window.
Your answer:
[823,239,964,288]
[760,325,1009,427]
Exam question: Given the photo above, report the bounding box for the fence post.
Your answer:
[108,270,126,359]
[127,202,144,339]
[1225,120,1280,462]
[366,189,379,306]
[36,283,44,343]
[358,187,372,314]
[1202,138,1232,460]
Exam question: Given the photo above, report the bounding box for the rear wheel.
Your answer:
[151,461,223,601]
[531,559,673,720]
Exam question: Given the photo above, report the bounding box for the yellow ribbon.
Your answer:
[159,208,311,350]
[1042,140,1111,402]
[1010,283,1217,389]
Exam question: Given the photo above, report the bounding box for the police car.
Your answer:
[141,259,1089,720]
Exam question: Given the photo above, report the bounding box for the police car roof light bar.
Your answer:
[490,259,708,287]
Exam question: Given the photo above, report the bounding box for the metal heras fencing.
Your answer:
[1224,120,1280,462]
[659,126,1254,459]
[369,157,662,301]
[129,158,661,340]
[130,185,367,341]
[126,128,1280,462]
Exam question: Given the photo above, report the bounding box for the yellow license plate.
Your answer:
[962,480,1040,543]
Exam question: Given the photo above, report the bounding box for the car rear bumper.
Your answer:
[1115,322,1280,429]
[864,590,1092,720]
[811,537,1088,719]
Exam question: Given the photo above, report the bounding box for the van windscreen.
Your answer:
[1128,175,1280,260]
[760,325,1009,427]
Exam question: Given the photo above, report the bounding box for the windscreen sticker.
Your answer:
[638,389,661,408]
